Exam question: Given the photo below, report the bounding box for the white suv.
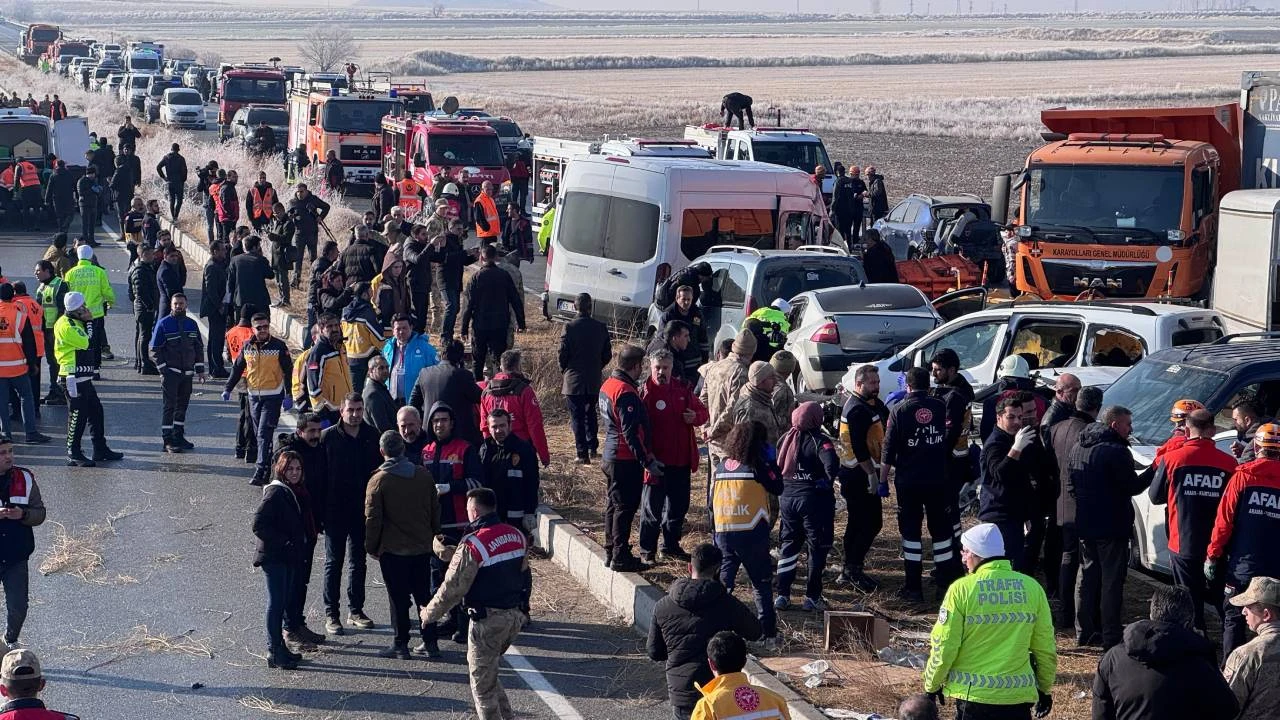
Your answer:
[839,297,1226,397]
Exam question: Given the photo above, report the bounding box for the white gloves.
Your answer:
[435,483,450,496]
[1012,426,1037,453]
[65,379,79,399]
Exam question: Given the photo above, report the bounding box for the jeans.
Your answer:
[566,395,599,457]
[603,460,644,562]
[323,520,366,618]
[716,526,776,637]
[0,375,38,437]
[1077,536,1129,648]
[218,219,236,244]
[775,491,835,601]
[471,328,508,382]
[380,552,433,648]
[261,560,298,654]
[249,394,283,475]
[639,466,691,554]
[441,282,461,340]
[167,181,185,218]
[1,559,29,644]
[411,290,429,333]
[91,315,106,365]
[840,468,882,573]
[115,191,133,230]
[510,179,528,210]
[286,538,316,631]
[203,203,216,243]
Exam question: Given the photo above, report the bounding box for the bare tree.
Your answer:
[197,50,224,68]
[297,26,358,73]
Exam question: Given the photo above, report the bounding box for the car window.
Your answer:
[903,202,921,224]
[706,264,748,308]
[1008,319,1084,371]
[1214,381,1280,434]
[681,209,776,259]
[557,191,660,264]
[1172,326,1224,345]
[1086,326,1146,368]
[757,261,863,305]
[887,202,909,223]
[916,320,1004,371]
[1104,360,1229,445]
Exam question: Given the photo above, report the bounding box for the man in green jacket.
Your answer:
[53,292,123,467]
[923,523,1056,720]
[63,246,116,366]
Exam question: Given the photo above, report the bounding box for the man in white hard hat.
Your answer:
[924,523,1056,720]
[980,354,1047,441]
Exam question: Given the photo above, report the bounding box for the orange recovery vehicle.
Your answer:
[994,104,1243,301]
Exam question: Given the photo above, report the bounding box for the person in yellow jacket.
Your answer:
[63,246,116,366]
[536,203,555,255]
[54,292,123,466]
[340,282,386,392]
[305,313,352,427]
[691,631,790,720]
[923,523,1056,720]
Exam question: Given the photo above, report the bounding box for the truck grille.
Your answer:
[340,145,379,162]
[1040,260,1158,298]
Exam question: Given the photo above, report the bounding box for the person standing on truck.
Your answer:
[323,150,345,196]
[156,143,188,219]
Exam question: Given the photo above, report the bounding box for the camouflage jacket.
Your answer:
[1225,622,1280,720]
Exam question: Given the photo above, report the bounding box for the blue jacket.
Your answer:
[381,333,438,401]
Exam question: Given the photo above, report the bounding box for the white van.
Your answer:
[544,155,830,329]
[1211,189,1280,334]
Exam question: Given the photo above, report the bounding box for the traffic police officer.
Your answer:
[1207,422,1280,658]
[33,260,67,407]
[419,488,530,720]
[924,523,1056,720]
[837,364,888,593]
[881,367,958,601]
[63,246,115,366]
[149,293,206,453]
[54,292,122,467]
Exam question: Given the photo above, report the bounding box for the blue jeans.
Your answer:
[249,394,283,475]
[0,374,38,437]
[716,526,776,637]
[262,560,298,654]
[441,283,460,340]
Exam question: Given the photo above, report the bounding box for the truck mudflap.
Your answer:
[1243,71,1280,190]
[1041,104,1243,197]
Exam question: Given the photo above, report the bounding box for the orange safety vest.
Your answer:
[250,185,276,220]
[398,178,422,217]
[475,192,500,239]
[0,302,30,378]
[15,161,38,189]
[15,295,43,358]
[0,167,12,189]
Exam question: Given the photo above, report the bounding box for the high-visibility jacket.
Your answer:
[291,346,312,408]
[341,300,385,361]
[304,337,352,412]
[0,302,31,378]
[923,559,1057,705]
[14,295,44,358]
[53,315,92,378]
[15,160,39,189]
[710,458,777,533]
[226,336,292,397]
[690,671,790,720]
[249,184,276,221]
[225,323,254,365]
[64,259,115,319]
[474,192,500,239]
[35,276,65,329]
[209,181,224,214]
[0,167,12,189]
[398,178,423,216]
[536,206,555,253]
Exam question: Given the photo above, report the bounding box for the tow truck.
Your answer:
[217,66,287,140]
[684,124,835,198]
[381,115,510,216]
[288,78,403,189]
[17,24,60,66]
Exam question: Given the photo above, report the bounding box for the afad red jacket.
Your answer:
[1208,457,1280,582]
[641,376,709,471]
[479,372,550,466]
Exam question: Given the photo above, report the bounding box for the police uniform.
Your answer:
[420,513,530,720]
[883,389,960,595]
[54,309,109,464]
[149,310,205,451]
[837,391,888,581]
[923,551,1057,720]
[1148,436,1236,631]
[33,276,65,402]
[1208,426,1280,658]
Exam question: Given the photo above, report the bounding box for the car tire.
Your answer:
[1128,525,1144,571]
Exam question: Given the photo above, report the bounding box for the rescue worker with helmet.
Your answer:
[923,523,1057,720]
[1148,408,1236,632]
[419,487,530,720]
[54,292,122,467]
[1207,422,1280,658]
[473,181,501,243]
[245,171,277,233]
[882,367,959,601]
[1158,399,1205,463]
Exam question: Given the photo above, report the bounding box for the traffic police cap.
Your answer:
[961,523,1005,558]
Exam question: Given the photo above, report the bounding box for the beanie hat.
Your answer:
[76,245,94,260]
[64,291,86,313]
[748,361,776,387]
[0,285,12,302]
[960,523,1005,558]
[731,330,757,357]
[770,350,797,376]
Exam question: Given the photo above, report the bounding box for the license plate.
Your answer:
[557,299,576,313]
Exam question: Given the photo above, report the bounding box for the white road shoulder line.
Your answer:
[504,645,586,720]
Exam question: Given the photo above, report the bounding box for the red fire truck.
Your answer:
[217,67,287,140]
[381,116,510,218]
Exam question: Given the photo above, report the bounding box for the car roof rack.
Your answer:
[707,245,762,256]
[1005,299,1158,316]
[1208,331,1280,345]
[794,245,849,256]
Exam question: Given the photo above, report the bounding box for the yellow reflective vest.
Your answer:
[64,259,115,319]
[691,672,790,720]
[923,559,1057,705]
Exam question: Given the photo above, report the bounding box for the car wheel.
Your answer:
[1128,525,1144,570]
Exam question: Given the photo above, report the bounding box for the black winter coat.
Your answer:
[252,482,308,566]
[401,239,434,293]
[430,235,474,289]
[1048,411,1093,525]
[157,260,185,318]
[199,258,229,319]
[558,314,611,396]
[289,194,331,237]
[372,184,398,222]
[274,433,328,533]
[74,175,99,208]
[128,260,159,314]
[1068,423,1145,539]
[409,362,482,445]
[647,578,763,712]
[227,253,274,313]
[43,168,75,209]
[156,151,188,184]
[321,422,382,526]
[1092,620,1238,720]
[980,427,1036,524]
[862,241,899,283]
[461,262,524,336]
[362,376,397,436]
[339,238,383,284]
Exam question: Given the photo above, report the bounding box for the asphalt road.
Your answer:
[0,226,667,719]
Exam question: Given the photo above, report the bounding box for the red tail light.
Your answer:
[810,321,840,345]
[744,296,755,315]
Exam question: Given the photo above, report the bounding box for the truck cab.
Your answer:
[288,83,403,187]
[684,124,835,197]
[218,68,287,139]
[382,116,510,201]
[19,24,61,66]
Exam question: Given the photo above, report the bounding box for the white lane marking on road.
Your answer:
[504,645,585,720]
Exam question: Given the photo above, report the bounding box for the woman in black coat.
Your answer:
[252,450,312,670]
